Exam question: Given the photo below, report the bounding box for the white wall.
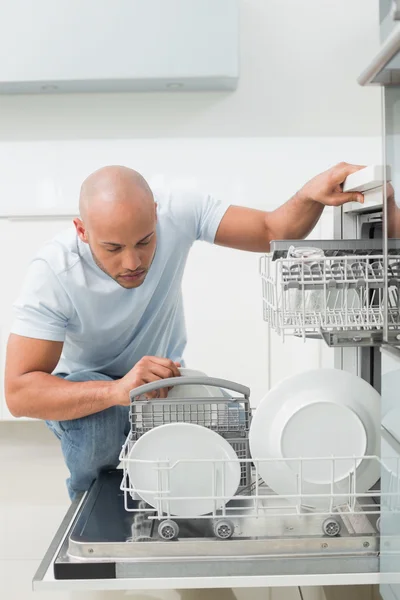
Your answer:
[0,0,383,420]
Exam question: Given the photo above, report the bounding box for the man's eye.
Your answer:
[107,247,121,253]
[138,240,151,246]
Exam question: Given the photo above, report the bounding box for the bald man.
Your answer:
[5,162,365,500]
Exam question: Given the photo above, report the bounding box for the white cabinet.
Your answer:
[0,217,71,421]
[300,586,381,600]
[0,0,239,93]
[300,588,326,600]
[322,585,381,600]
[270,589,301,600]
[232,589,301,600]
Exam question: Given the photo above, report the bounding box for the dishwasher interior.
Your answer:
[33,167,400,590]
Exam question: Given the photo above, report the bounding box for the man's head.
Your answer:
[74,166,157,289]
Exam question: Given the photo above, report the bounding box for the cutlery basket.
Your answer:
[120,376,252,504]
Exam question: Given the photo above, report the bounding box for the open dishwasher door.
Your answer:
[32,468,383,593]
[32,379,390,589]
[33,377,385,593]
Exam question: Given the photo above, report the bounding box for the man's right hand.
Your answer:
[112,356,181,405]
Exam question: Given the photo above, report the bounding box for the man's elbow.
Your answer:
[4,379,26,418]
[6,403,23,418]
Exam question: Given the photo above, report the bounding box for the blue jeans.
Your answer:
[45,371,130,501]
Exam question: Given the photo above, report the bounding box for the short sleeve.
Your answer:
[10,259,73,342]
[159,188,230,244]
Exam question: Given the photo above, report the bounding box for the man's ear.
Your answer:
[73,217,89,243]
[154,202,158,221]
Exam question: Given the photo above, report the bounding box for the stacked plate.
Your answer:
[127,422,241,516]
[136,367,227,429]
[249,368,380,509]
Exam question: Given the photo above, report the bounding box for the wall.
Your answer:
[0,0,382,419]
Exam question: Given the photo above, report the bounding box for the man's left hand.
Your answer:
[297,162,366,207]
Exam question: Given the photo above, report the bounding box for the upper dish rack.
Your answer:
[260,239,400,345]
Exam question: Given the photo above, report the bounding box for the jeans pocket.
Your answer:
[45,420,63,439]
[58,417,83,432]
[46,418,83,435]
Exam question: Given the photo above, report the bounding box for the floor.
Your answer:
[0,421,377,600]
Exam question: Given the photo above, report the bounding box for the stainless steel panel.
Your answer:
[381,0,398,44]
[380,347,400,597]
[358,25,400,86]
[383,87,400,347]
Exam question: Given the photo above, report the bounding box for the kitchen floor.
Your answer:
[0,421,377,600]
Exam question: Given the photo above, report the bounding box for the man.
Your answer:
[4,162,365,500]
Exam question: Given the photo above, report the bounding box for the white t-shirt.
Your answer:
[11,189,229,377]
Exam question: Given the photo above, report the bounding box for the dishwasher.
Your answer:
[32,161,400,594]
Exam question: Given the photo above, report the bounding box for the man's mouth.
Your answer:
[119,270,146,281]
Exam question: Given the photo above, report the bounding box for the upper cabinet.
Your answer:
[0,0,239,94]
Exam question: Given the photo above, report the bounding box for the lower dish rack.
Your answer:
[260,239,400,345]
[46,378,400,585]
[115,377,398,555]
[119,452,393,547]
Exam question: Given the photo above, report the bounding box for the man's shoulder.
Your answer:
[154,185,208,230]
[154,185,204,213]
[154,184,228,244]
[33,227,82,276]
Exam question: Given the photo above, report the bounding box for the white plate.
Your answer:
[249,368,380,509]
[128,422,241,516]
[139,368,226,427]
[167,368,225,399]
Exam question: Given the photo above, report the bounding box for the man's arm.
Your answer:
[214,162,366,252]
[5,334,181,420]
[5,334,119,419]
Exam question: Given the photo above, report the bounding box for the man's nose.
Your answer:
[122,250,141,272]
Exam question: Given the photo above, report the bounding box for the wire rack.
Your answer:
[119,378,398,542]
[260,253,400,341]
[118,452,400,540]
